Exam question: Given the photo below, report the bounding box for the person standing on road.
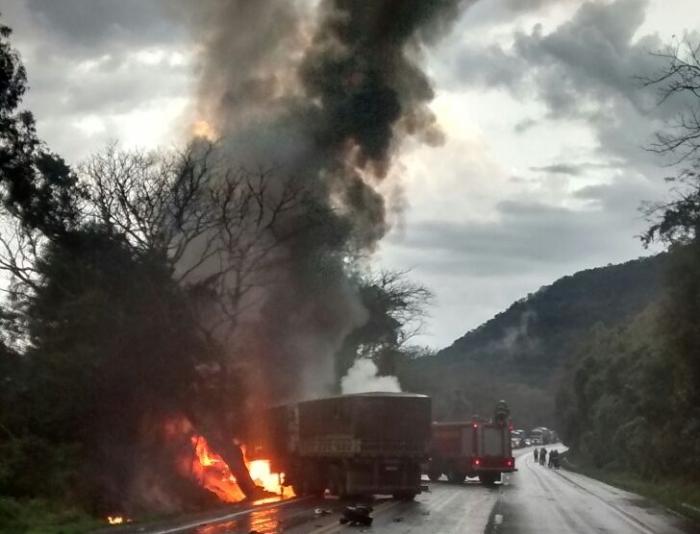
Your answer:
[550,449,560,469]
[539,447,547,465]
[534,448,539,462]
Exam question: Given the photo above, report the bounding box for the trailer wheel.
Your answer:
[329,465,348,498]
[292,479,326,497]
[427,466,442,482]
[291,464,326,497]
[446,470,465,484]
[478,473,500,486]
[291,482,308,497]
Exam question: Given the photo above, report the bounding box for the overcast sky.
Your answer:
[1,0,696,347]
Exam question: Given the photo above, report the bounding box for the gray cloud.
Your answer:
[451,0,665,113]
[530,163,584,175]
[530,162,620,175]
[513,0,662,118]
[503,0,578,10]
[455,0,582,31]
[514,118,537,133]
[388,171,663,278]
[444,0,692,191]
[0,0,191,161]
[25,0,180,56]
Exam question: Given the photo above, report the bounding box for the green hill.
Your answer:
[397,254,667,429]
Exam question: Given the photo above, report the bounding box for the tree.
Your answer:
[642,39,700,424]
[642,39,700,246]
[0,139,320,509]
[80,143,308,343]
[0,23,81,239]
[0,16,317,507]
[596,40,700,476]
[337,269,433,380]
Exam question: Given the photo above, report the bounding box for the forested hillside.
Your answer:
[557,242,700,483]
[398,254,667,429]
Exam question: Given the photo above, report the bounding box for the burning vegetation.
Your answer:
[185,434,293,503]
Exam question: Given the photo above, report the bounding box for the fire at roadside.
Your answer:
[185,434,294,503]
[102,417,294,525]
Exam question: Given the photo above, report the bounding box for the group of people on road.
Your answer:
[533,447,560,469]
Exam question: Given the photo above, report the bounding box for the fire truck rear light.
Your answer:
[474,458,481,466]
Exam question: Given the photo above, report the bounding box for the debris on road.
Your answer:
[314,508,332,516]
[339,505,373,526]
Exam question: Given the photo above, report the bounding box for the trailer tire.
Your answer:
[427,465,442,482]
[330,465,348,499]
[447,470,466,484]
[291,464,326,497]
[292,479,326,497]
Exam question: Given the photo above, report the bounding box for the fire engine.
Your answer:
[427,409,516,485]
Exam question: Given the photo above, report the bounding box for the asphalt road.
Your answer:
[495,446,697,534]
[108,446,698,534]
[151,481,500,534]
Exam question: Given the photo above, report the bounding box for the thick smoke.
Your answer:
[341,358,401,394]
[182,0,467,402]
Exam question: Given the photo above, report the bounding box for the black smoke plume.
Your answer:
[182,0,467,401]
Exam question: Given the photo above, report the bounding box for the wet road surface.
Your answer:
[495,446,697,534]
[107,446,698,534]
[176,480,500,534]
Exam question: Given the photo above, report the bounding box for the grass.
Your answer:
[561,452,700,524]
[0,497,102,534]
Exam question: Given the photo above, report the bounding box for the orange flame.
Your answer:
[248,459,286,495]
[192,119,217,141]
[106,515,129,525]
[185,435,294,503]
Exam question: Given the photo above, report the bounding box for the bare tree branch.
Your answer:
[76,142,313,343]
[641,40,700,245]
